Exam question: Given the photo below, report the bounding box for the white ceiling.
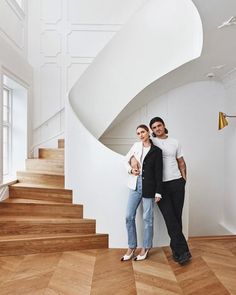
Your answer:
[193,0,236,79]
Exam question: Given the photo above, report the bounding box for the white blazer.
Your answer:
[124,142,143,190]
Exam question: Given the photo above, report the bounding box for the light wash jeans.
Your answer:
[126,176,154,249]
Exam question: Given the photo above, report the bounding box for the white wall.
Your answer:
[27,0,146,153]
[102,81,229,236]
[0,0,27,58]
[0,0,33,182]
[222,70,236,234]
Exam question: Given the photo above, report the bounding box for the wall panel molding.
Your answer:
[40,0,62,25]
[67,0,146,25]
[69,24,122,31]
[29,0,145,149]
[40,63,62,122]
[40,30,62,57]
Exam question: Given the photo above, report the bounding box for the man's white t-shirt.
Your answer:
[152,137,183,182]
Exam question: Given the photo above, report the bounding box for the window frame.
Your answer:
[2,86,12,178]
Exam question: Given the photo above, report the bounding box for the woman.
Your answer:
[121,124,163,261]
[149,117,192,265]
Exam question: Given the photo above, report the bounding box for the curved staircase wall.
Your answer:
[66,0,203,247]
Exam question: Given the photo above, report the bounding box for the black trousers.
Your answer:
[158,177,189,256]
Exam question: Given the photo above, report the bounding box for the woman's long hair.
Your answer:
[136,124,149,132]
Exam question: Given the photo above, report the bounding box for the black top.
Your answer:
[141,142,163,198]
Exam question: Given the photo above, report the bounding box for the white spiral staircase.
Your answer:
[66,0,203,247]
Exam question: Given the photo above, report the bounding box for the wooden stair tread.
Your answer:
[10,183,72,193]
[0,202,83,219]
[0,233,107,242]
[0,202,81,208]
[3,198,64,204]
[9,185,72,204]
[12,183,66,189]
[25,159,64,173]
[39,148,64,152]
[58,138,64,148]
[0,216,94,223]
[38,148,64,160]
[26,158,64,162]
[17,170,64,176]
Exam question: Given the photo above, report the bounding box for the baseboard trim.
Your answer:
[189,235,236,241]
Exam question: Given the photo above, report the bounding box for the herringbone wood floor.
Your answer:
[0,237,235,295]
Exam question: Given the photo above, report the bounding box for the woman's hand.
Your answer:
[131,168,140,176]
[130,156,140,176]
[155,196,161,203]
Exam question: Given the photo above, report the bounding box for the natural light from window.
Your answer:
[3,88,11,178]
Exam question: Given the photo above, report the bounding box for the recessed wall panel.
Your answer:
[40,63,61,122]
[40,0,62,24]
[40,30,61,57]
[68,0,146,24]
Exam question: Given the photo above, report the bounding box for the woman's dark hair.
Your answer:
[149,117,168,137]
[136,124,149,132]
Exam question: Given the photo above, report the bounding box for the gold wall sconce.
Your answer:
[218,112,236,130]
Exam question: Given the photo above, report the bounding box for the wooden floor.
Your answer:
[0,237,235,295]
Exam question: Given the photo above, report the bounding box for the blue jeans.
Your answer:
[126,176,154,249]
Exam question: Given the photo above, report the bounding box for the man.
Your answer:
[131,117,191,265]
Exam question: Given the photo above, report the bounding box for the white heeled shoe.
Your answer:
[133,249,150,261]
[120,249,136,261]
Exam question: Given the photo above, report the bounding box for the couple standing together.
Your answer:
[121,117,192,266]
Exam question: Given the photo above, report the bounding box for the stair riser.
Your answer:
[9,187,72,203]
[58,139,64,148]
[39,149,64,160]
[0,222,95,235]
[25,159,64,174]
[0,235,108,256]
[16,173,64,188]
[0,204,83,218]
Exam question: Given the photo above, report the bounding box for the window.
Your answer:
[1,75,27,184]
[2,88,12,177]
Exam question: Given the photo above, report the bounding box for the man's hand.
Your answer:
[177,157,187,180]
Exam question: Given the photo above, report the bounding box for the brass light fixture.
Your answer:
[218,112,236,130]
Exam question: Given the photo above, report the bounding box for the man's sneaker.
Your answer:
[178,251,192,265]
[172,252,180,262]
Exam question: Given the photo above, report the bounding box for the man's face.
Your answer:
[151,121,165,138]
